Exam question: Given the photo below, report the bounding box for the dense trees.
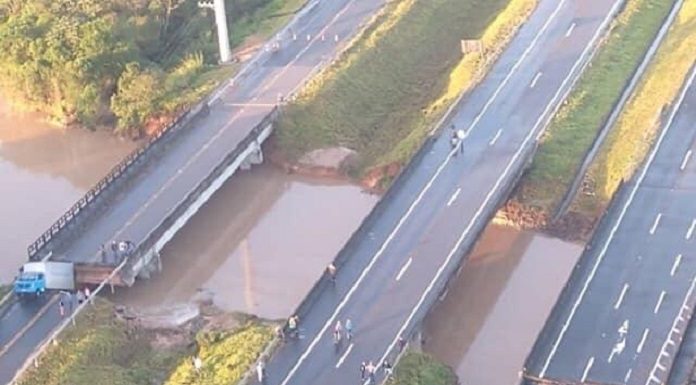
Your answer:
[0,0,278,136]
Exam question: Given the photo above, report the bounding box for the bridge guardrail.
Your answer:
[27,104,207,261]
[122,107,279,283]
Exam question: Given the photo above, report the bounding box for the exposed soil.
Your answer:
[496,199,599,243]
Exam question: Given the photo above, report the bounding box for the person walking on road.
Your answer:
[256,359,266,383]
[345,318,353,341]
[327,262,337,284]
[333,320,343,345]
[58,299,65,317]
[366,361,376,383]
[288,315,299,339]
[360,361,367,381]
[382,360,393,378]
[456,129,466,154]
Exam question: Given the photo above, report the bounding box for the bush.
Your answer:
[392,351,458,385]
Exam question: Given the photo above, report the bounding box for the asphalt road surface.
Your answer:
[523,67,696,385]
[0,1,384,383]
[254,0,626,384]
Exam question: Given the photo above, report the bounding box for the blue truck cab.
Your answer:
[14,271,46,297]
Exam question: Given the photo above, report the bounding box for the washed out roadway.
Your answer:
[255,0,625,384]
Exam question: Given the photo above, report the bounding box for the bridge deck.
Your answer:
[43,0,382,267]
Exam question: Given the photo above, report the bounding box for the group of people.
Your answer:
[57,286,91,317]
[99,239,134,264]
[332,318,353,344]
[360,360,393,383]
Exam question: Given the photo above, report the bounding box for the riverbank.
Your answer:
[16,299,274,385]
[499,0,675,240]
[0,0,306,136]
[272,0,537,189]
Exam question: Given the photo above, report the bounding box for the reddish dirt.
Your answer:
[497,199,600,242]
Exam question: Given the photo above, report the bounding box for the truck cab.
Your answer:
[13,271,46,297]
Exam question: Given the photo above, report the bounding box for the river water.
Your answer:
[0,100,378,319]
[422,224,582,385]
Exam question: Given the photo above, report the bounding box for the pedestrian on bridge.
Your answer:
[456,129,466,154]
[360,361,367,381]
[256,359,266,383]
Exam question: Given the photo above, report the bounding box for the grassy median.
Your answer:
[511,0,675,221]
[17,300,273,385]
[275,0,536,184]
[392,351,457,385]
[571,0,696,217]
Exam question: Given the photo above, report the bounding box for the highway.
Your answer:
[0,1,384,382]
[523,66,696,385]
[255,0,626,384]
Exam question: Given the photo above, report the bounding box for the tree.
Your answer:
[110,62,163,136]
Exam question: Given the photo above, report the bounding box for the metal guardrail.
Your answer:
[26,105,206,261]
[121,107,279,283]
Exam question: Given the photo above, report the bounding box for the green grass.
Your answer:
[392,351,457,385]
[573,0,696,216]
[513,0,675,216]
[275,0,536,179]
[17,301,274,385]
[0,285,10,299]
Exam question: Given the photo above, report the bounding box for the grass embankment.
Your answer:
[505,0,674,236]
[571,0,696,217]
[0,285,10,299]
[275,0,536,186]
[391,351,457,385]
[0,0,305,136]
[17,301,273,385]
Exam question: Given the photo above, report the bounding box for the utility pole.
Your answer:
[198,0,232,63]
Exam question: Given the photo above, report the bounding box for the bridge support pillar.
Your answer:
[241,140,264,170]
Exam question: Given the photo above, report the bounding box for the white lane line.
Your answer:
[654,291,666,314]
[565,22,576,37]
[614,283,629,309]
[335,343,354,368]
[681,150,693,170]
[686,219,696,240]
[376,0,622,373]
[671,254,683,276]
[624,368,632,383]
[637,328,650,354]
[460,0,571,138]
[447,188,462,207]
[530,72,543,88]
[489,129,503,146]
[650,213,663,235]
[395,257,413,282]
[539,25,696,379]
[581,356,594,382]
[106,0,359,249]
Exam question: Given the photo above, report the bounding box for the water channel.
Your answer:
[2,101,583,379]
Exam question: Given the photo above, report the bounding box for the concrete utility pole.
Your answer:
[198,0,232,63]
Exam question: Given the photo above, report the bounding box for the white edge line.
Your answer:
[541,48,696,379]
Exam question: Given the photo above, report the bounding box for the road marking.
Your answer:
[540,34,696,379]
[565,22,576,37]
[282,0,613,381]
[376,0,621,373]
[105,0,360,254]
[608,337,625,363]
[614,283,629,309]
[395,257,413,281]
[681,150,692,170]
[637,328,650,354]
[530,72,543,88]
[0,296,58,358]
[654,291,666,314]
[335,343,354,368]
[671,254,683,276]
[624,369,632,383]
[650,213,662,235]
[581,356,594,382]
[447,188,462,207]
[489,129,502,146]
[686,219,696,240]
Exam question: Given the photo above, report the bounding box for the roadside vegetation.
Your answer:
[0,0,305,136]
[17,300,273,385]
[504,0,675,237]
[571,0,696,218]
[391,351,458,385]
[274,0,537,186]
